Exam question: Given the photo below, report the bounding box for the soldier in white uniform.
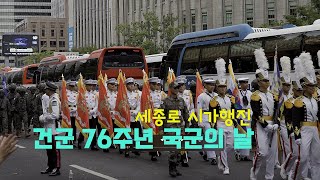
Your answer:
[106,78,118,151]
[197,77,218,165]
[209,58,236,175]
[134,81,142,95]
[279,56,293,168]
[149,77,164,161]
[292,53,320,180]
[235,77,253,161]
[250,49,279,180]
[78,79,99,151]
[40,82,61,176]
[126,77,142,157]
[66,81,77,145]
[157,79,167,99]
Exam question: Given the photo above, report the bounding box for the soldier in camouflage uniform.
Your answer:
[27,86,37,134]
[14,86,29,138]
[160,81,189,177]
[0,86,10,135]
[7,84,17,134]
[33,83,46,133]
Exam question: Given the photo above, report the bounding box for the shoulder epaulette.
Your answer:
[294,97,304,108]
[251,91,260,101]
[284,98,293,109]
[209,96,219,108]
[273,94,279,101]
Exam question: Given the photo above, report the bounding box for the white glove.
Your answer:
[295,139,301,145]
[39,115,45,123]
[272,124,279,131]
[90,110,95,116]
[290,133,295,137]
[265,124,273,132]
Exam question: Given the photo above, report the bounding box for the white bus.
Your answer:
[146,53,166,78]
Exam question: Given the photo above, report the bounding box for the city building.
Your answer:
[0,0,52,66]
[72,0,311,51]
[15,17,68,53]
[52,0,68,18]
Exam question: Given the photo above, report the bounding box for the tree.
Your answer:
[259,20,286,28]
[285,0,320,26]
[116,12,185,55]
[71,46,98,54]
[23,51,54,65]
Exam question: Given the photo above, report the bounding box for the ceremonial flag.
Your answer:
[140,69,158,134]
[76,74,89,138]
[271,46,283,120]
[97,73,114,138]
[61,74,71,128]
[195,70,204,109]
[227,60,242,110]
[114,70,131,128]
[166,68,176,96]
[104,73,108,82]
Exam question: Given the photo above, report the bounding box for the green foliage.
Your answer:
[71,46,98,54]
[116,12,185,55]
[285,0,320,26]
[23,51,54,65]
[259,20,286,28]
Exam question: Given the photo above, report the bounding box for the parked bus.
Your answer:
[36,46,148,83]
[3,64,38,85]
[162,21,320,88]
[146,53,166,77]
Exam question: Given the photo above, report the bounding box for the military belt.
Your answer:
[301,121,318,127]
[262,116,273,121]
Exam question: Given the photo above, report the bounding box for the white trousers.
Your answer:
[284,134,300,179]
[238,119,251,157]
[280,120,291,163]
[217,121,234,169]
[202,121,216,159]
[252,122,277,180]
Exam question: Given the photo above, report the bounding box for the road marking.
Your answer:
[69,164,118,180]
[15,145,26,149]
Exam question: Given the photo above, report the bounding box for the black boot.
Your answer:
[40,167,52,174]
[169,162,177,177]
[174,163,182,176]
[48,168,60,176]
[151,155,158,161]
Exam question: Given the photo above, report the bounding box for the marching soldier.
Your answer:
[0,86,9,135]
[66,81,77,145]
[14,86,30,138]
[78,79,99,150]
[149,77,164,161]
[7,84,17,134]
[250,49,279,180]
[134,81,142,96]
[280,80,303,180]
[235,77,252,161]
[176,76,194,167]
[157,79,167,99]
[197,77,218,165]
[209,58,236,175]
[33,83,46,134]
[106,78,118,151]
[279,56,293,167]
[126,77,141,157]
[27,86,37,134]
[160,81,189,177]
[292,53,320,180]
[40,82,61,176]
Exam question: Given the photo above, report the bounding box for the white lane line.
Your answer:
[15,145,26,149]
[69,164,118,180]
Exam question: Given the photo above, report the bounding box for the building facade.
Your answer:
[72,0,311,50]
[0,0,52,66]
[52,0,68,18]
[15,17,68,52]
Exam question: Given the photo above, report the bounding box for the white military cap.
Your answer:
[107,78,117,84]
[237,78,249,82]
[125,77,135,84]
[203,77,215,84]
[149,77,159,83]
[85,79,95,85]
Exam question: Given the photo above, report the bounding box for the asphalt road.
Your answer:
[0,135,283,180]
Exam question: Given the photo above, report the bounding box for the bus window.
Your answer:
[74,60,87,79]
[180,47,200,75]
[12,71,23,85]
[64,61,76,80]
[198,44,229,74]
[264,35,302,53]
[82,58,98,79]
[103,49,144,69]
[26,67,38,80]
[47,65,56,81]
[304,30,320,68]
[55,63,66,81]
[40,66,49,82]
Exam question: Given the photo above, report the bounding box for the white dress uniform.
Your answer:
[210,94,234,173]
[86,90,98,119]
[127,90,141,122]
[279,93,293,163]
[67,89,78,117]
[178,90,195,115]
[150,90,163,109]
[107,89,117,119]
[197,89,217,160]
[41,93,61,135]
[41,93,50,114]
[238,88,253,158]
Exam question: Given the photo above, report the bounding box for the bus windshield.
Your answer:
[103,49,144,68]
